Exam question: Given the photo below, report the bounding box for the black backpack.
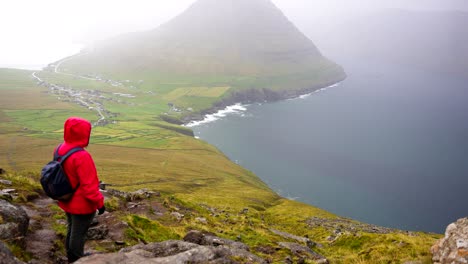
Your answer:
[40,144,83,201]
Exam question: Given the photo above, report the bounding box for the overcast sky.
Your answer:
[0,0,466,68]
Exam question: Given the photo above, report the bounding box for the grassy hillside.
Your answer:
[57,0,346,122]
[0,68,440,263]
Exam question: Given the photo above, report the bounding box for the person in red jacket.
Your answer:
[56,117,105,263]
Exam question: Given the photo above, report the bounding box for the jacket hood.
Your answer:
[64,117,91,147]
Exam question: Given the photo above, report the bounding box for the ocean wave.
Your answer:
[186,103,248,127]
[297,82,342,100]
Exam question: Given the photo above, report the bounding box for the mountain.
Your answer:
[307,9,468,77]
[59,0,345,94]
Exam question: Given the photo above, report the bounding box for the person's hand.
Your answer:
[98,205,106,215]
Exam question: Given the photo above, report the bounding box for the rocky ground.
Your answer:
[0,184,330,264]
[0,170,461,264]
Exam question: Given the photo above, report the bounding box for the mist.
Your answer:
[1,0,466,69]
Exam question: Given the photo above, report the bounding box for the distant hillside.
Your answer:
[59,0,345,99]
[308,9,468,76]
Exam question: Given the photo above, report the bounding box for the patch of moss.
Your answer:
[334,235,373,250]
[52,221,67,238]
[104,196,121,212]
[1,172,42,203]
[125,214,180,243]
[7,243,33,262]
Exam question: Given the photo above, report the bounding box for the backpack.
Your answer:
[40,144,83,201]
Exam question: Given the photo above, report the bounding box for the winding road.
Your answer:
[31,57,110,126]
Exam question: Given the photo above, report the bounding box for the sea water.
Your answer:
[192,61,468,233]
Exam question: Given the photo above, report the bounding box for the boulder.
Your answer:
[278,242,327,263]
[107,188,160,202]
[0,241,25,264]
[195,217,207,224]
[184,230,249,251]
[86,225,109,240]
[0,200,29,241]
[170,212,184,221]
[0,179,12,186]
[75,239,267,264]
[270,229,316,246]
[432,217,468,264]
[0,191,13,202]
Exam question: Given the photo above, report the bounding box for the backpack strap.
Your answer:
[53,144,84,191]
[59,147,84,165]
[54,144,84,164]
[53,144,63,161]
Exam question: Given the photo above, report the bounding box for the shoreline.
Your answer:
[184,77,346,127]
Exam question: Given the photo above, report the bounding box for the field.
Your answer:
[0,68,440,263]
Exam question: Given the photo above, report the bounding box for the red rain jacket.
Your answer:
[56,117,104,215]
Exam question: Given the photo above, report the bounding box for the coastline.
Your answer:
[183,76,346,127]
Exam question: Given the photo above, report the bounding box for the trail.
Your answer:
[23,198,62,264]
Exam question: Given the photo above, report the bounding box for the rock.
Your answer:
[115,241,126,246]
[90,217,99,227]
[270,229,315,246]
[126,202,142,210]
[0,180,12,186]
[184,230,249,251]
[306,216,397,235]
[195,217,207,224]
[128,189,159,201]
[86,225,109,240]
[55,219,67,226]
[106,188,160,202]
[254,245,276,255]
[0,200,29,241]
[75,239,267,264]
[0,241,25,264]
[0,191,13,202]
[278,242,327,262]
[183,230,205,245]
[432,217,468,264]
[0,168,5,175]
[170,212,184,221]
[1,189,16,194]
[316,259,329,264]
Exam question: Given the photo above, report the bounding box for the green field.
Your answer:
[0,68,439,263]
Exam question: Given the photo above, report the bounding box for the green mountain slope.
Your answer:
[58,0,345,119]
[0,68,437,264]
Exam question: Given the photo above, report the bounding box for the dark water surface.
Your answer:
[192,61,468,233]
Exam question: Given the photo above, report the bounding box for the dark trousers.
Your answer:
[65,212,95,263]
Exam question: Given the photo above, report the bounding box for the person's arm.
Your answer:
[76,152,104,209]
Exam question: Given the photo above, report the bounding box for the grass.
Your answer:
[0,172,42,202]
[163,86,231,101]
[0,68,440,263]
[125,214,180,243]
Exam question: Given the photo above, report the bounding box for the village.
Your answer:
[31,71,135,127]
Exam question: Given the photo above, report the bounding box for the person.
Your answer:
[55,117,105,263]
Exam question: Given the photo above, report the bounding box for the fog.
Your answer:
[0,0,466,68]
